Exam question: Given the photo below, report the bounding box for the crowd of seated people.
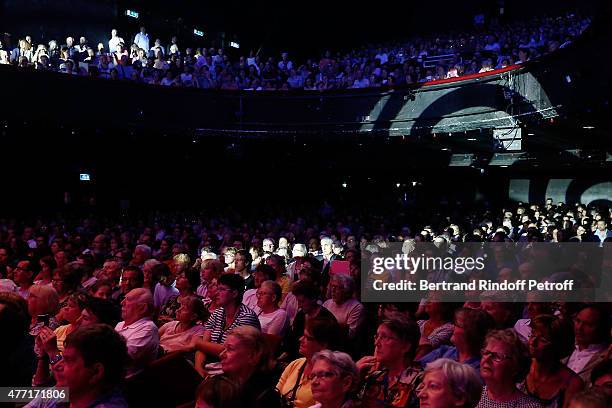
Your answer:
[0,12,591,91]
[0,197,611,407]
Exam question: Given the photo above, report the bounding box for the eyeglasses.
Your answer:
[307,371,338,381]
[481,349,514,363]
[374,333,400,343]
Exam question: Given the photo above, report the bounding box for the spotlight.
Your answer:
[125,9,139,19]
[341,182,348,188]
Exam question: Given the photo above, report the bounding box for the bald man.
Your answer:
[115,288,159,377]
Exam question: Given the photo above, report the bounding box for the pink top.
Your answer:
[159,321,206,353]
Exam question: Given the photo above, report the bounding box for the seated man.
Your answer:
[115,288,159,377]
[51,324,129,407]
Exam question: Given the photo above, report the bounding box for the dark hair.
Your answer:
[39,255,57,271]
[56,267,80,292]
[255,264,277,281]
[577,304,611,343]
[458,308,496,357]
[184,267,201,291]
[182,296,208,322]
[84,298,121,327]
[64,324,128,387]
[381,317,420,361]
[0,292,30,349]
[305,317,342,350]
[218,273,245,303]
[530,314,574,358]
[196,375,241,408]
[90,279,113,294]
[121,265,144,287]
[291,280,320,300]
[570,389,612,408]
[235,249,252,266]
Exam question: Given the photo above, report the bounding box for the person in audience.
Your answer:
[196,259,223,299]
[243,264,277,311]
[217,326,281,407]
[277,318,341,408]
[14,259,35,299]
[564,305,610,385]
[322,274,365,341]
[159,295,207,353]
[310,350,360,408]
[519,314,584,408]
[477,328,543,407]
[417,358,483,408]
[51,324,129,407]
[234,249,254,289]
[0,292,36,386]
[191,273,260,375]
[195,374,241,408]
[419,307,495,371]
[34,256,55,286]
[78,296,121,327]
[52,267,80,320]
[118,265,144,303]
[568,388,612,408]
[158,266,201,324]
[416,299,457,359]
[356,316,422,407]
[256,280,289,336]
[115,287,159,377]
[90,279,113,301]
[286,280,337,359]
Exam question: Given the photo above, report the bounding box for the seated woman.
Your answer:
[519,314,584,408]
[417,358,483,408]
[159,296,207,353]
[158,267,204,325]
[190,274,260,376]
[256,280,288,337]
[277,318,341,408]
[419,307,495,371]
[477,328,543,407]
[356,316,422,407]
[77,296,121,327]
[415,299,457,360]
[215,326,281,407]
[310,350,360,408]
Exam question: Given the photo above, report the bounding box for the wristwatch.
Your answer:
[49,354,63,366]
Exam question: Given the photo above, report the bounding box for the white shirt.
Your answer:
[243,288,258,310]
[322,298,365,339]
[108,36,124,54]
[567,343,608,374]
[115,317,159,377]
[134,32,150,51]
[258,308,288,336]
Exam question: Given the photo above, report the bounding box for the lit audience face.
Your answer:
[299,328,324,358]
[374,324,410,366]
[574,307,603,347]
[93,284,112,300]
[480,339,516,384]
[120,290,146,324]
[310,359,351,406]
[120,270,140,294]
[219,334,255,377]
[52,346,89,391]
[418,369,463,407]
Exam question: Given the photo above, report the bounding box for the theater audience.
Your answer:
[158,266,202,324]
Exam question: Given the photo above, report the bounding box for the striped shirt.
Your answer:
[203,303,261,344]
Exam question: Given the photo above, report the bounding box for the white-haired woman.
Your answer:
[322,275,365,340]
[418,358,482,408]
[309,350,359,408]
[256,280,288,336]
